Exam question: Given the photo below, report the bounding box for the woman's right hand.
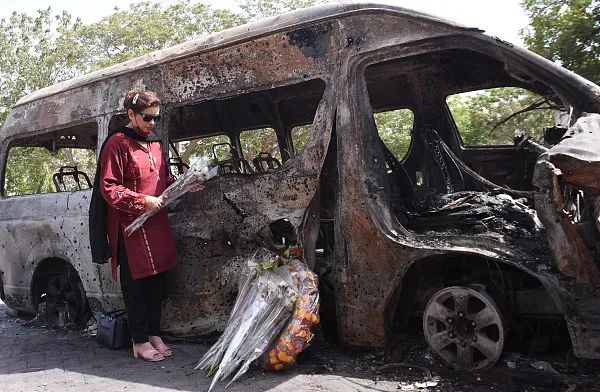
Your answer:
[144,195,164,212]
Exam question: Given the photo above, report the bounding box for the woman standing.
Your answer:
[99,90,177,362]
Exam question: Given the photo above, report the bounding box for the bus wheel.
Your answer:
[43,273,88,326]
[423,286,505,370]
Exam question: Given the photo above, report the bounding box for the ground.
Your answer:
[1,300,599,392]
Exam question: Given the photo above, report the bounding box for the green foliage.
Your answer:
[0,8,87,126]
[238,0,321,21]
[521,0,600,83]
[374,109,414,160]
[4,147,96,196]
[446,87,558,145]
[76,1,244,70]
[291,125,311,153]
[240,128,281,162]
[178,135,232,165]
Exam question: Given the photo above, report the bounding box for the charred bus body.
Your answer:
[1,3,599,369]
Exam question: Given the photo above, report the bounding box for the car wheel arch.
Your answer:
[385,253,565,335]
[30,257,89,323]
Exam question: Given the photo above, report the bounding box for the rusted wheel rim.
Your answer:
[423,286,505,370]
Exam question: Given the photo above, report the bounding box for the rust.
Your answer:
[0,3,600,368]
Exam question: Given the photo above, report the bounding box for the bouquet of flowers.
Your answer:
[257,248,319,371]
[125,157,218,236]
[196,246,320,391]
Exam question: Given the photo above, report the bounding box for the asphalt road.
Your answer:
[0,300,406,392]
[2,299,599,392]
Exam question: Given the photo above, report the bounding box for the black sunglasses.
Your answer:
[136,112,162,122]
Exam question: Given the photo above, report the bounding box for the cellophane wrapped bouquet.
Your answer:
[196,246,320,391]
[125,157,218,236]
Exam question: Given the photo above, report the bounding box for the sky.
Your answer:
[0,0,530,45]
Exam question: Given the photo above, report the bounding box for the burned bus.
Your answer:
[1,3,599,370]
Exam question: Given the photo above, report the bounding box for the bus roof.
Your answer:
[14,2,476,108]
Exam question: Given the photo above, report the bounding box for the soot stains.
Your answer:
[287,22,333,59]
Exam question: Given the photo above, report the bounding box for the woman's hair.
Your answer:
[123,90,161,112]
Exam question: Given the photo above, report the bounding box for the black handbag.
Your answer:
[96,310,131,349]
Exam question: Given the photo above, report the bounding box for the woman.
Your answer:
[98,90,179,362]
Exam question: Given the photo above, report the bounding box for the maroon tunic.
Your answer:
[99,132,177,280]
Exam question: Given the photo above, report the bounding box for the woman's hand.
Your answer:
[189,183,205,192]
[145,195,164,212]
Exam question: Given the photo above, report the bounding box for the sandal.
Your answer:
[153,343,172,357]
[149,336,173,357]
[133,343,164,362]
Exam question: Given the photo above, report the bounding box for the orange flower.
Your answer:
[277,351,294,363]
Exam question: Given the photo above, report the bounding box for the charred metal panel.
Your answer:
[327,16,581,349]
[1,66,162,142]
[548,113,600,193]
[567,317,600,358]
[340,13,461,56]
[163,174,314,335]
[0,191,119,312]
[0,15,340,333]
[330,48,431,347]
[161,28,332,105]
[532,114,600,288]
[162,85,336,335]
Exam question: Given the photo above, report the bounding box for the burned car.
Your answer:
[0,3,599,370]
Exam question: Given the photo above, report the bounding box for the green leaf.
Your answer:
[521,0,600,83]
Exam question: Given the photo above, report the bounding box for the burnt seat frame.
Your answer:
[52,166,92,192]
[212,142,253,175]
[252,152,281,173]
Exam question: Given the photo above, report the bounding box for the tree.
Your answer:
[238,0,321,21]
[374,109,414,160]
[447,87,559,145]
[0,8,87,126]
[76,1,244,70]
[521,0,600,83]
[4,147,96,195]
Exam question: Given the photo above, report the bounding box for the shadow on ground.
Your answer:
[1,301,599,392]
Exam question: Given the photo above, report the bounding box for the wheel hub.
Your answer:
[423,286,505,370]
[451,313,476,341]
